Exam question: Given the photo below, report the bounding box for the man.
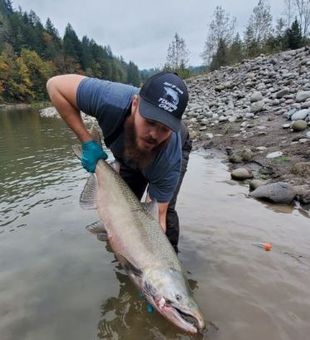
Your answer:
[46,71,192,252]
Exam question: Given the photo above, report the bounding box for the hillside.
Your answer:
[184,47,310,208]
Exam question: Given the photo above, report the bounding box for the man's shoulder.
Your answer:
[78,77,139,109]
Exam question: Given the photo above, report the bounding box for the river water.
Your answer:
[0,109,309,340]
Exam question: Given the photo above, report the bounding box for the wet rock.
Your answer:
[291,120,308,131]
[250,182,296,204]
[294,185,310,204]
[229,148,254,163]
[231,168,253,180]
[249,179,266,191]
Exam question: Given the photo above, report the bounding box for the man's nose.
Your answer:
[149,126,160,139]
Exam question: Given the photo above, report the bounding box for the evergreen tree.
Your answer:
[209,38,229,70]
[127,61,140,86]
[63,23,82,70]
[228,33,244,64]
[284,18,304,49]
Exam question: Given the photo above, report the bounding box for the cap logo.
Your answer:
[158,86,179,112]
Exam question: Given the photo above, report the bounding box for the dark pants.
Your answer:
[119,133,192,253]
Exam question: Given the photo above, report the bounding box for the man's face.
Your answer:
[131,95,172,152]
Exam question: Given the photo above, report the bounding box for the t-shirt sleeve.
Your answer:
[76,77,138,137]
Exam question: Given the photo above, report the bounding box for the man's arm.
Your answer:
[46,74,91,143]
[158,202,169,233]
[46,74,107,172]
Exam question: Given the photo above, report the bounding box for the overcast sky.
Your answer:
[14,0,284,69]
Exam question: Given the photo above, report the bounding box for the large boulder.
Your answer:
[250,182,296,204]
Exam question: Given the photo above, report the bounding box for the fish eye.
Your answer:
[175,294,182,301]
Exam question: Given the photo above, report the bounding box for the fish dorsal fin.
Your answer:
[142,200,159,221]
[80,174,97,210]
[118,254,143,278]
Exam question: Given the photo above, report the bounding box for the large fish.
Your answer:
[73,128,205,334]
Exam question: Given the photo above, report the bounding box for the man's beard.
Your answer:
[123,115,169,170]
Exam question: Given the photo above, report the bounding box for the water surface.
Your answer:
[0,109,309,340]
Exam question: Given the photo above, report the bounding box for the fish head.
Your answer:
[142,267,205,334]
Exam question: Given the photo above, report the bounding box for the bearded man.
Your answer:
[46,72,192,253]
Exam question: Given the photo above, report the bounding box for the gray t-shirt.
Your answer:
[76,77,181,203]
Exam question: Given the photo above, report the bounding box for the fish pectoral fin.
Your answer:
[72,145,82,159]
[118,255,143,278]
[85,220,106,234]
[80,174,97,210]
[142,199,159,221]
[108,160,120,173]
[89,124,102,145]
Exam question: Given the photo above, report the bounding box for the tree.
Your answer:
[284,0,295,28]
[284,18,304,48]
[202,6,236,65]
[294,0,310,37]
[209,38,229,70]
[165,33,190,78]
[63,23,82,70]
[244,0,273,56]
[127,61,140,86]
[228,33,244,65]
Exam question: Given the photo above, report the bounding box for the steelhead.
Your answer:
[73,129,205,334]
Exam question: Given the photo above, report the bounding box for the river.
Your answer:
[0,109,309,340]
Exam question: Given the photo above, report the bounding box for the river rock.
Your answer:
[266,151,283,159]
[276,88,290,99]
[291,162,310,176]
[231,168,253,180]
[250,91,263,102]
[249,179,266,191]
[291,120,308,131]
[296,91,310,102]
[250,182,296,203]
[250,100,264,113]
[291,109,310,121]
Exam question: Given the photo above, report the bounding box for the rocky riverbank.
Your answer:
[184,47,310,208]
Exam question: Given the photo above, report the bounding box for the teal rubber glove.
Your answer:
[81,140,108,173]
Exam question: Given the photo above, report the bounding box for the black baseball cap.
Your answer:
[139,71,188,132]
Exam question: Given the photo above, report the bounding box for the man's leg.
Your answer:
[166,135,192,253]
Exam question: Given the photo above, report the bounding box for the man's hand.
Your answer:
[82,140,108,172]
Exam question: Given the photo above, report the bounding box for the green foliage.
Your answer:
[0,3,141,103]
[284,18,304,49]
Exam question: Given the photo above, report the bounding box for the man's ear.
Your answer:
[131,95,139,113]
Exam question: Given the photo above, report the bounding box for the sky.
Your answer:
[14,0,285,70]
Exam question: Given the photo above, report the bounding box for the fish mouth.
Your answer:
[155,299,205,334]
